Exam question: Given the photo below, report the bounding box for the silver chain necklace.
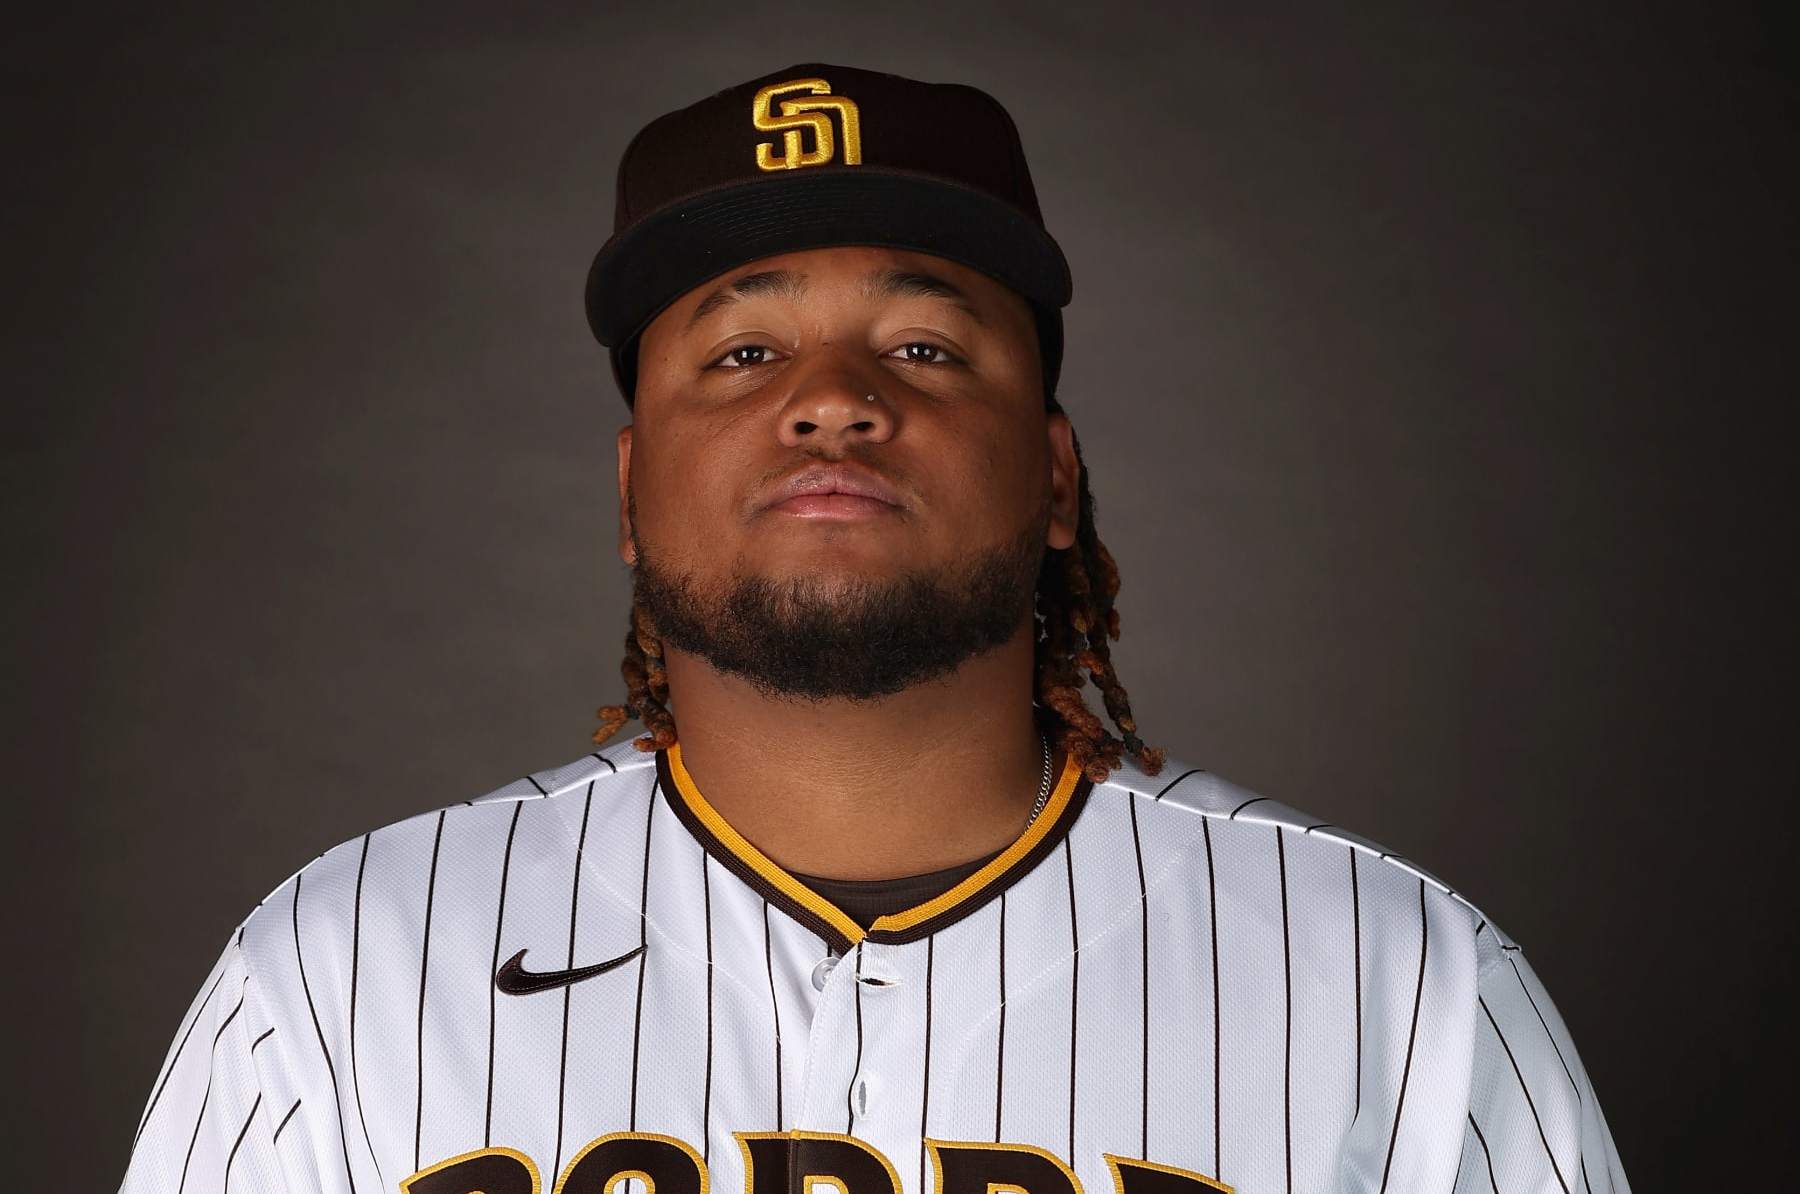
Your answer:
[1025,731,1054,827]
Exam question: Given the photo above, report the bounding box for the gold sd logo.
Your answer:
[751,77,862,171]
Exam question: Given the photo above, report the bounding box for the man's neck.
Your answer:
[659,626,1058,881]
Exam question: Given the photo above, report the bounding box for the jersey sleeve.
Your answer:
[1452,944,1630,1193]
[120,931,316,1194]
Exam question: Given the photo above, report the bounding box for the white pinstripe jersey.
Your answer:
[122,737,1629,1194]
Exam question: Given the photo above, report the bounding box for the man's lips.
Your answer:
[769,493,901,518]
[760,463,906,518]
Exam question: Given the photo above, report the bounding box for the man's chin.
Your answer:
[731,567,901,608]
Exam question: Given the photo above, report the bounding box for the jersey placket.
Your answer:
[796,939,930,1182]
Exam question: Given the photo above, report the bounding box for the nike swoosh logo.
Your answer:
[494,945,646,996]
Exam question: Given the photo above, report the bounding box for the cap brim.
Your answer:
[584,166,1073,351]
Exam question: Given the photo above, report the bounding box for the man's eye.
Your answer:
[892,342,956,365]
[714,345,777,368]
[712,342,955,368]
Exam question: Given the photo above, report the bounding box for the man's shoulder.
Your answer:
[1092,747,1515,954]
[465,738,661,807]
[227,738,661,967]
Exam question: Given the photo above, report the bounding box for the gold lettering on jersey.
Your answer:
[927,1139,1083,1194]
[752,78,863,171]
[608,1170,658,1194]
[1104,1154,1233,1194]
[738,1130,901,1194]
[402,1145,541,1194]
[553,1133,707,1194]
[405,1135,1229,1194]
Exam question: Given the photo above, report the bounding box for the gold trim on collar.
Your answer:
[666,742,868,945]
[867,751,1082,935]
[664,742,1086,946]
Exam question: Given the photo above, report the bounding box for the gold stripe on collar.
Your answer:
[666,742,868,946]
[868,749,1084,936]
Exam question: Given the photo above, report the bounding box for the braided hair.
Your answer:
[593,399,1166,784]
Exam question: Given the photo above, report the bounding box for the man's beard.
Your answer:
[631,518,1046,703]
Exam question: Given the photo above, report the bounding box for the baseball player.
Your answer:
[122,62,1629,1194]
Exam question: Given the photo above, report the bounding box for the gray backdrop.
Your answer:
[7,5,1792,1189]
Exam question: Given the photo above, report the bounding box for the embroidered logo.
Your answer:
[493,946,645,996]
[752,77,862,171]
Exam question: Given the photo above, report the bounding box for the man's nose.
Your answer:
[775,361,897,450]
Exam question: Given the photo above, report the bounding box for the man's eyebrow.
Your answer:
[686,269,809,328]
[864,267,987,325]
[684,266,989,329]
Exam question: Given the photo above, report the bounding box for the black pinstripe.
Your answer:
[1510,956,1581,1098]
[349,833,380,1180]
[1466,1112,1499,1193]
[919,934,935,1194]
[1377,879,1429,1194]
[1064,837,1079,1162]
[177,990,248,1192]
[213,989,247,1043]
[251,1027,274,1051]
[1276,827,1292,1194]
[414,810,447,1172]
[762,900,783,1128]
[628,779,656,1130]
[133,965,228,1148]
[293,872,358,1192]
[1128,793,1149,1159]
[176,1073,210,1194]
[1351,847,1362,1121]
[1479,995,1571,1193]
[222,1092,262,1192]
[553,785,596,1179]
[272,1099,302,1144]
[846,942,866,1134]
[1202,816,1221,1177]
[994,891,1008,1142]
[485,802,524,1146]
[1153,768,1204,800]
[702,850,715,1163]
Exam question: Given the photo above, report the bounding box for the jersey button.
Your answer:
[810,953,840,991]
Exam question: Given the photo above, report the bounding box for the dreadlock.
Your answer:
[593,403,1166,784]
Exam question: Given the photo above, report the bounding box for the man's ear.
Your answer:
[616,424,637,567]
[1046,412,1079,551]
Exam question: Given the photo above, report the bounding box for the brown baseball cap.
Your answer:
[584,62,1073,406]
